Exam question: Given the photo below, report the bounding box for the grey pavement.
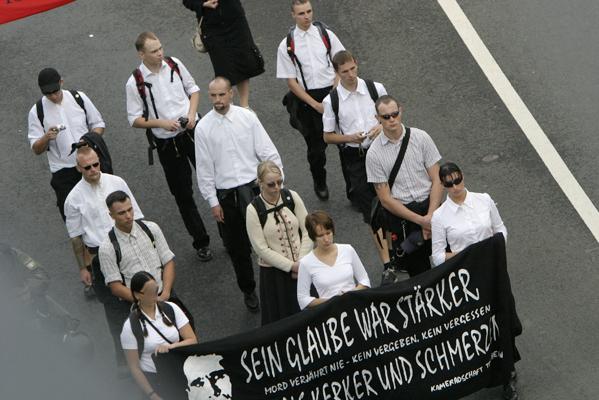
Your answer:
[0,0,597,398]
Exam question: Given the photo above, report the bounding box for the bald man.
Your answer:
[195,77,283,312]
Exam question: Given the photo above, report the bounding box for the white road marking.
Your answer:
[438,0,599,243]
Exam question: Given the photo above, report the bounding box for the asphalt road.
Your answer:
[1,0,598,399]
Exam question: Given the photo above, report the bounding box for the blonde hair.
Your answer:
[256,160,282,183]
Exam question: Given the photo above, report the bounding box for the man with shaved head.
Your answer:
[195,77,283,312]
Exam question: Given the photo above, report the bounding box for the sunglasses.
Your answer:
[265,179,284,188]
[81,162,100,171]
[379,111,401,120]
[443,175,463,188]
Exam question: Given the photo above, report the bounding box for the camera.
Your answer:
[399,230,424,255]
[54,124,66,132]
[178,117,189,129]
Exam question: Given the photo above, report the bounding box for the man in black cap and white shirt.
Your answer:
[27,67,105,221]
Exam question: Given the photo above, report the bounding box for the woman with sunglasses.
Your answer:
[297,211,371,309]
[431,162,507,267]
[121,271,197,399]
[246,161,313,325]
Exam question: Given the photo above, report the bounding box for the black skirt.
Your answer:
[259,266,300,326]
[200,0,265,85]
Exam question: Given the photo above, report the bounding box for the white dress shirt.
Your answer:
[28,90,105,172]
[121,301,189,373]
[322,78,387,148]
[195,105,283,208]
[431,191,507,266]
[297,244,371,310]
[276,24,345,90]
[64,173,144,248]
[125,57,199,139]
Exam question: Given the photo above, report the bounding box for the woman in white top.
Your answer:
[297,211,371,309]
[246,161,313,325]
[431,162,507,267]
[121,271,197,400]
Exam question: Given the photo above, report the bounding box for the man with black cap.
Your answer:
[27,67,105,222]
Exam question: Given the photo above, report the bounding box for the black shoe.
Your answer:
[314,183,329,200]
[83,285,95,299]
[502,370,518,400]
[244,291,259,313]
[196,246,213,262]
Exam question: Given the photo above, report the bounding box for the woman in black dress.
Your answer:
[183,0,265,108]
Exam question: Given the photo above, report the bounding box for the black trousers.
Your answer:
[297,87,332,185]
[387,199,432,277]
[50,166,81,221]
[217,182,258,294]
[103,294,131,366]
[155,132,209,249]
[340,146,376,223]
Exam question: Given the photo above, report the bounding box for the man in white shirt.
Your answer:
[276,0,345,200]
[126,31,212,262]
[366,95,443,277]
[64,146,143,373]
[322,50,390,267]
[27,67,105,221]
[195,77,283,312]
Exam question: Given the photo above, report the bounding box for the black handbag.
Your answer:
[370,127,411,234]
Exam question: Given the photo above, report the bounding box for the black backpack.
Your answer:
[329,79,379,134]
[132,56,186,165]
[128,301,177,358]
[250,188,298,232]
[92,220,155,303]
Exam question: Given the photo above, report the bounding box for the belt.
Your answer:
[153,129,192,145]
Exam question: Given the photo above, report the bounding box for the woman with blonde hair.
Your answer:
[245,161,312,325]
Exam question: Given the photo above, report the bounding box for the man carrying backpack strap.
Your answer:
[276,0,345,201]
[98,191,195,349]
[27,67,105,221]
[321,50,391,269]
[125,31,213,263]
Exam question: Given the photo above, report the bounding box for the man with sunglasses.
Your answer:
[27,67,105,222]
[64,146,144,376]
[366,95,443,278]
[64,147,144,295]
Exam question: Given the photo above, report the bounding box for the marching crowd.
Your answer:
[26,0,517,399]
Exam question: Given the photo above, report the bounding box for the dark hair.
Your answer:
[106,190,130,209]
[135,31,158,51]
[332,50,355,71]
[130,271,174,337]
[305,211,335,241]
[438,162,462,181]
[375,95,401,114]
